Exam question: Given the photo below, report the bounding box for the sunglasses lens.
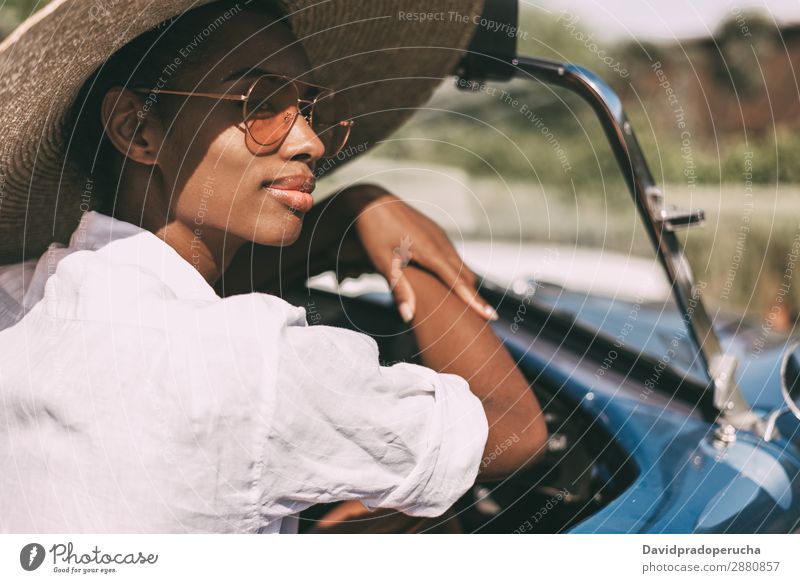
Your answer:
[244,76,352,155]
[244,76,299,146]
[311,90,352,156]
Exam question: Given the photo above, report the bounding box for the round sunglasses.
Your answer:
[134,74,354,156]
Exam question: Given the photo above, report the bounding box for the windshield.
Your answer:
[316,75,711,385]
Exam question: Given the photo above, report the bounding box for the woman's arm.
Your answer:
[221,184,546,477]
[402,265,548,481]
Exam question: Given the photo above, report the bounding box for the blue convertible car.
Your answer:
[294,0,800,533]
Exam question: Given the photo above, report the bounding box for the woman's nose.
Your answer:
[279,110,325,163]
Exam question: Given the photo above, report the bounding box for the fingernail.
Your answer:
[484,305,499,321]
[399,303,414,323]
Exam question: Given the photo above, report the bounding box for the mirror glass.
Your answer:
[781,340,800,419]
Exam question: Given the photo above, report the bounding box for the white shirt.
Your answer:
[0,212,488,533]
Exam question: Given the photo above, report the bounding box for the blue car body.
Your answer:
[495,284,800,533]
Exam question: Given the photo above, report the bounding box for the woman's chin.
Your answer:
[250,217,303,247]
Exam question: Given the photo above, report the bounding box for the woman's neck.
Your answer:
[111,171,245,286]
[154,220,245,286]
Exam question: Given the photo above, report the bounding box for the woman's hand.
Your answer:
[334,184,498,323]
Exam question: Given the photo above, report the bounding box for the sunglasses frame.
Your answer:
[133,74,354,156]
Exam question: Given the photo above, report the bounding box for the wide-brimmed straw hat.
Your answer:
[0,0,483,263]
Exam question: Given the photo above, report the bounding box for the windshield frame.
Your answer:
[455,54,764,431]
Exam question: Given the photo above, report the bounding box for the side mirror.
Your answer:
[780,340,800,420]
[454,0,518,82]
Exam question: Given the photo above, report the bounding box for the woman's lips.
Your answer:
[262,176,316,214]
[263,187,314,214]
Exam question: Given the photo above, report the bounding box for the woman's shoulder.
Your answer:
[42,237,309,332]
[0,210,311,333]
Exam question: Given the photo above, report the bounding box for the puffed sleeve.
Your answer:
[255,317,489,520]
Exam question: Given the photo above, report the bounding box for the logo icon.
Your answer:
[20,543,45,571]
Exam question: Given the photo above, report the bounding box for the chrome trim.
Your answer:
[763,406,788,442]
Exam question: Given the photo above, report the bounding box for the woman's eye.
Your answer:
[248,99,278,118]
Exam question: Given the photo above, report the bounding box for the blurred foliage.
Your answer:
[374,5,800,317]
[379,6,800,188]
[677,190,800,318]
[0,0,50,38]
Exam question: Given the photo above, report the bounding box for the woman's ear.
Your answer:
[101,87,163,165]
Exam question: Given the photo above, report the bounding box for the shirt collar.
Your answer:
[69,210,146,252]
[72,211,219,302]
